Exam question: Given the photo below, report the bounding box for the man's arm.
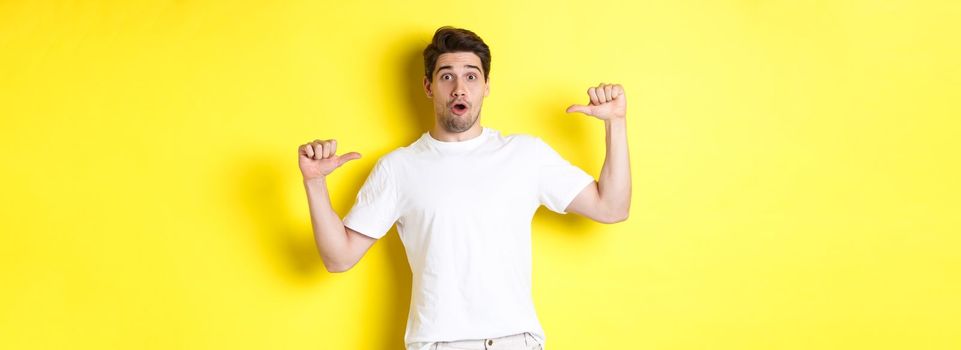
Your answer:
[564,83,632,224]
[298,139,377,273]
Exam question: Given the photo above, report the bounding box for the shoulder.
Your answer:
[489,129,547,150]
[500,132,569,163]
[373,133,426,167]
[371,148,408,171]
[508,134,555,158]
[484,129,559,161]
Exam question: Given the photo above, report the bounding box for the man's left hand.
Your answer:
[565,83,626,120]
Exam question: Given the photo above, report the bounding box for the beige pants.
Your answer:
[432,332,543,350]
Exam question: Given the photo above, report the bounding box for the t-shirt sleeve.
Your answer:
[343,158,400,239]
[533,137,595,214]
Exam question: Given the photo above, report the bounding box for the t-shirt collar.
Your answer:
[422,127,490,152]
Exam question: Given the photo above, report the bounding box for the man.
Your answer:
[297,26,630,350]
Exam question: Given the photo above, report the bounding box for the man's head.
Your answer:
[422,26,491,134]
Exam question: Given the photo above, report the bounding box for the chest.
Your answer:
[398,155,539,216]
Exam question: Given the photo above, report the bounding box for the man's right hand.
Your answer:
[298,139,362,181]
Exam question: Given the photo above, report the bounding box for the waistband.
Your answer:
[434,332,539,349]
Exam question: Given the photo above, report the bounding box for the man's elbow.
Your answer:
[321,256,357,273]
[324,261,353,273]
[599,208,630,224]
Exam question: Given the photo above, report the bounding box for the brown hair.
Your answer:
[423,26,491,83]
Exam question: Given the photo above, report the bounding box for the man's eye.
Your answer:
[468,75,476,80]
[442,74,452,80]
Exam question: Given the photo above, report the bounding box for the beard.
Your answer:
[439,105,481,133]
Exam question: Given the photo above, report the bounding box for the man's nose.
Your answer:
[452,80,467,97]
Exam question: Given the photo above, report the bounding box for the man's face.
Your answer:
[423,52,490,133]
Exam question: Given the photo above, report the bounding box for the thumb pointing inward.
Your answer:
[566,104,592,115]
[337,152,362,166]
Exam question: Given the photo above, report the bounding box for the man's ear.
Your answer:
[484,78,490,97]
[423,76,432,98]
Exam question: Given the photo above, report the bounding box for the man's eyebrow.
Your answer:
[436,65,483,73]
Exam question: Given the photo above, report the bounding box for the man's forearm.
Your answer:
[597,118,631,220]
[303,177,351,269]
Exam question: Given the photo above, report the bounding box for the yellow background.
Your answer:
[2,1,959,349]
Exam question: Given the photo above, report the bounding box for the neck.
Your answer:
[429,122,484,142]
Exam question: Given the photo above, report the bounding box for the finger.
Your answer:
[588,87,600,106]
[596,83,608,102]
[302,144,313,158]
[324,141,334,158]
[312,143,323,160]
[329,139,337,157]
[603,84,613,103]
[566,104,593,115]
[612,84,624,99]
[337,152,362,167]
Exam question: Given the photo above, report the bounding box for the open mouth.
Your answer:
[451,102,469,116]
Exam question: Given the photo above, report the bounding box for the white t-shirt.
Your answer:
[343,127,594,350]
